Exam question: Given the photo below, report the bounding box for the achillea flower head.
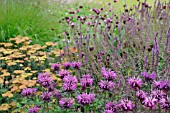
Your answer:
[71,62,82,70]
[141,72,156,82]
[101,67,117,81]
[63,75,78,92]
[64,62,72,69]
[21,88,37,97]
[51,63,61,71]
[99,80,115,91]
[143,96,158,109]
[59,97,74,109]
[127,76,143,90]
[28,106,40,113]
[80,74,93,88]
[58,70,70,79]
[105,102,117,112]
[76,93,95,105]
[151,90,167,101]
[37,73,54,88]
[119,99,135,111]
[159,97,170,110]
[53,90,62,100]
[136,90,147,102]
[41,92,52,103]
[103,110,114,113]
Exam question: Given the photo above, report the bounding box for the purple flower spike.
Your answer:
[76,93,95,105]
[41,92,52,103]
[58,70,70,79]
[80,74,93,88]
[21,88,37,97]
[99,80,115,91]
[59,97,74,109]
[63,75,78,92]
[127,76,143,90]
[51,63,61,71]
[28,106,40,113]
[119,99,135,111]
[101,67,117,81]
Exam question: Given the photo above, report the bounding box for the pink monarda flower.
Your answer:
[141,72,156,82]
[21,88,37,97]
[63,75,78,92]
[151,90,167,101]
[76,93,95,105]
[37,73,54,88]
[101,67,117,81]
[64,62,72,69]
[119,99,135,111]
[127,76,143,90]
[51,63,61,71]
[28,106,40,113]
[159,97,170,110]
[143,96,158,110]
[105,102,118,112]
[59,97,74,109]
[41,92,52,103]
[103,110,115,113]
[99,80,115,91]
[58,70,70,79]
[80,74,93,88]
[153,80,170,91]
[136,90,147,102]
[71,61,82,70]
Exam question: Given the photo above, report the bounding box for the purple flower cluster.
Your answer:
[136,90,147,102]
[105,102,117,112]
[41,92,52,103]
[127,76,143,90]
[63,75,78,92]
[21,88,37,97]
[53,90,62,100]
[101,67,117,81]
[80,74,93,88]
[59,97,74,109]
[51,63,61,71]
[119,99,135,111]
[142,96,158,109]
[76,93,95,105]
[71,61,82,70]
[153,80,170,91]
[141,72,156,82]
[28,106,40,113]
[63,61,82,70]
[37,73,54,88]
[64,62,72,69]
[159,97,170,110]
[99,80,115,91]
[58,70,70,79]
